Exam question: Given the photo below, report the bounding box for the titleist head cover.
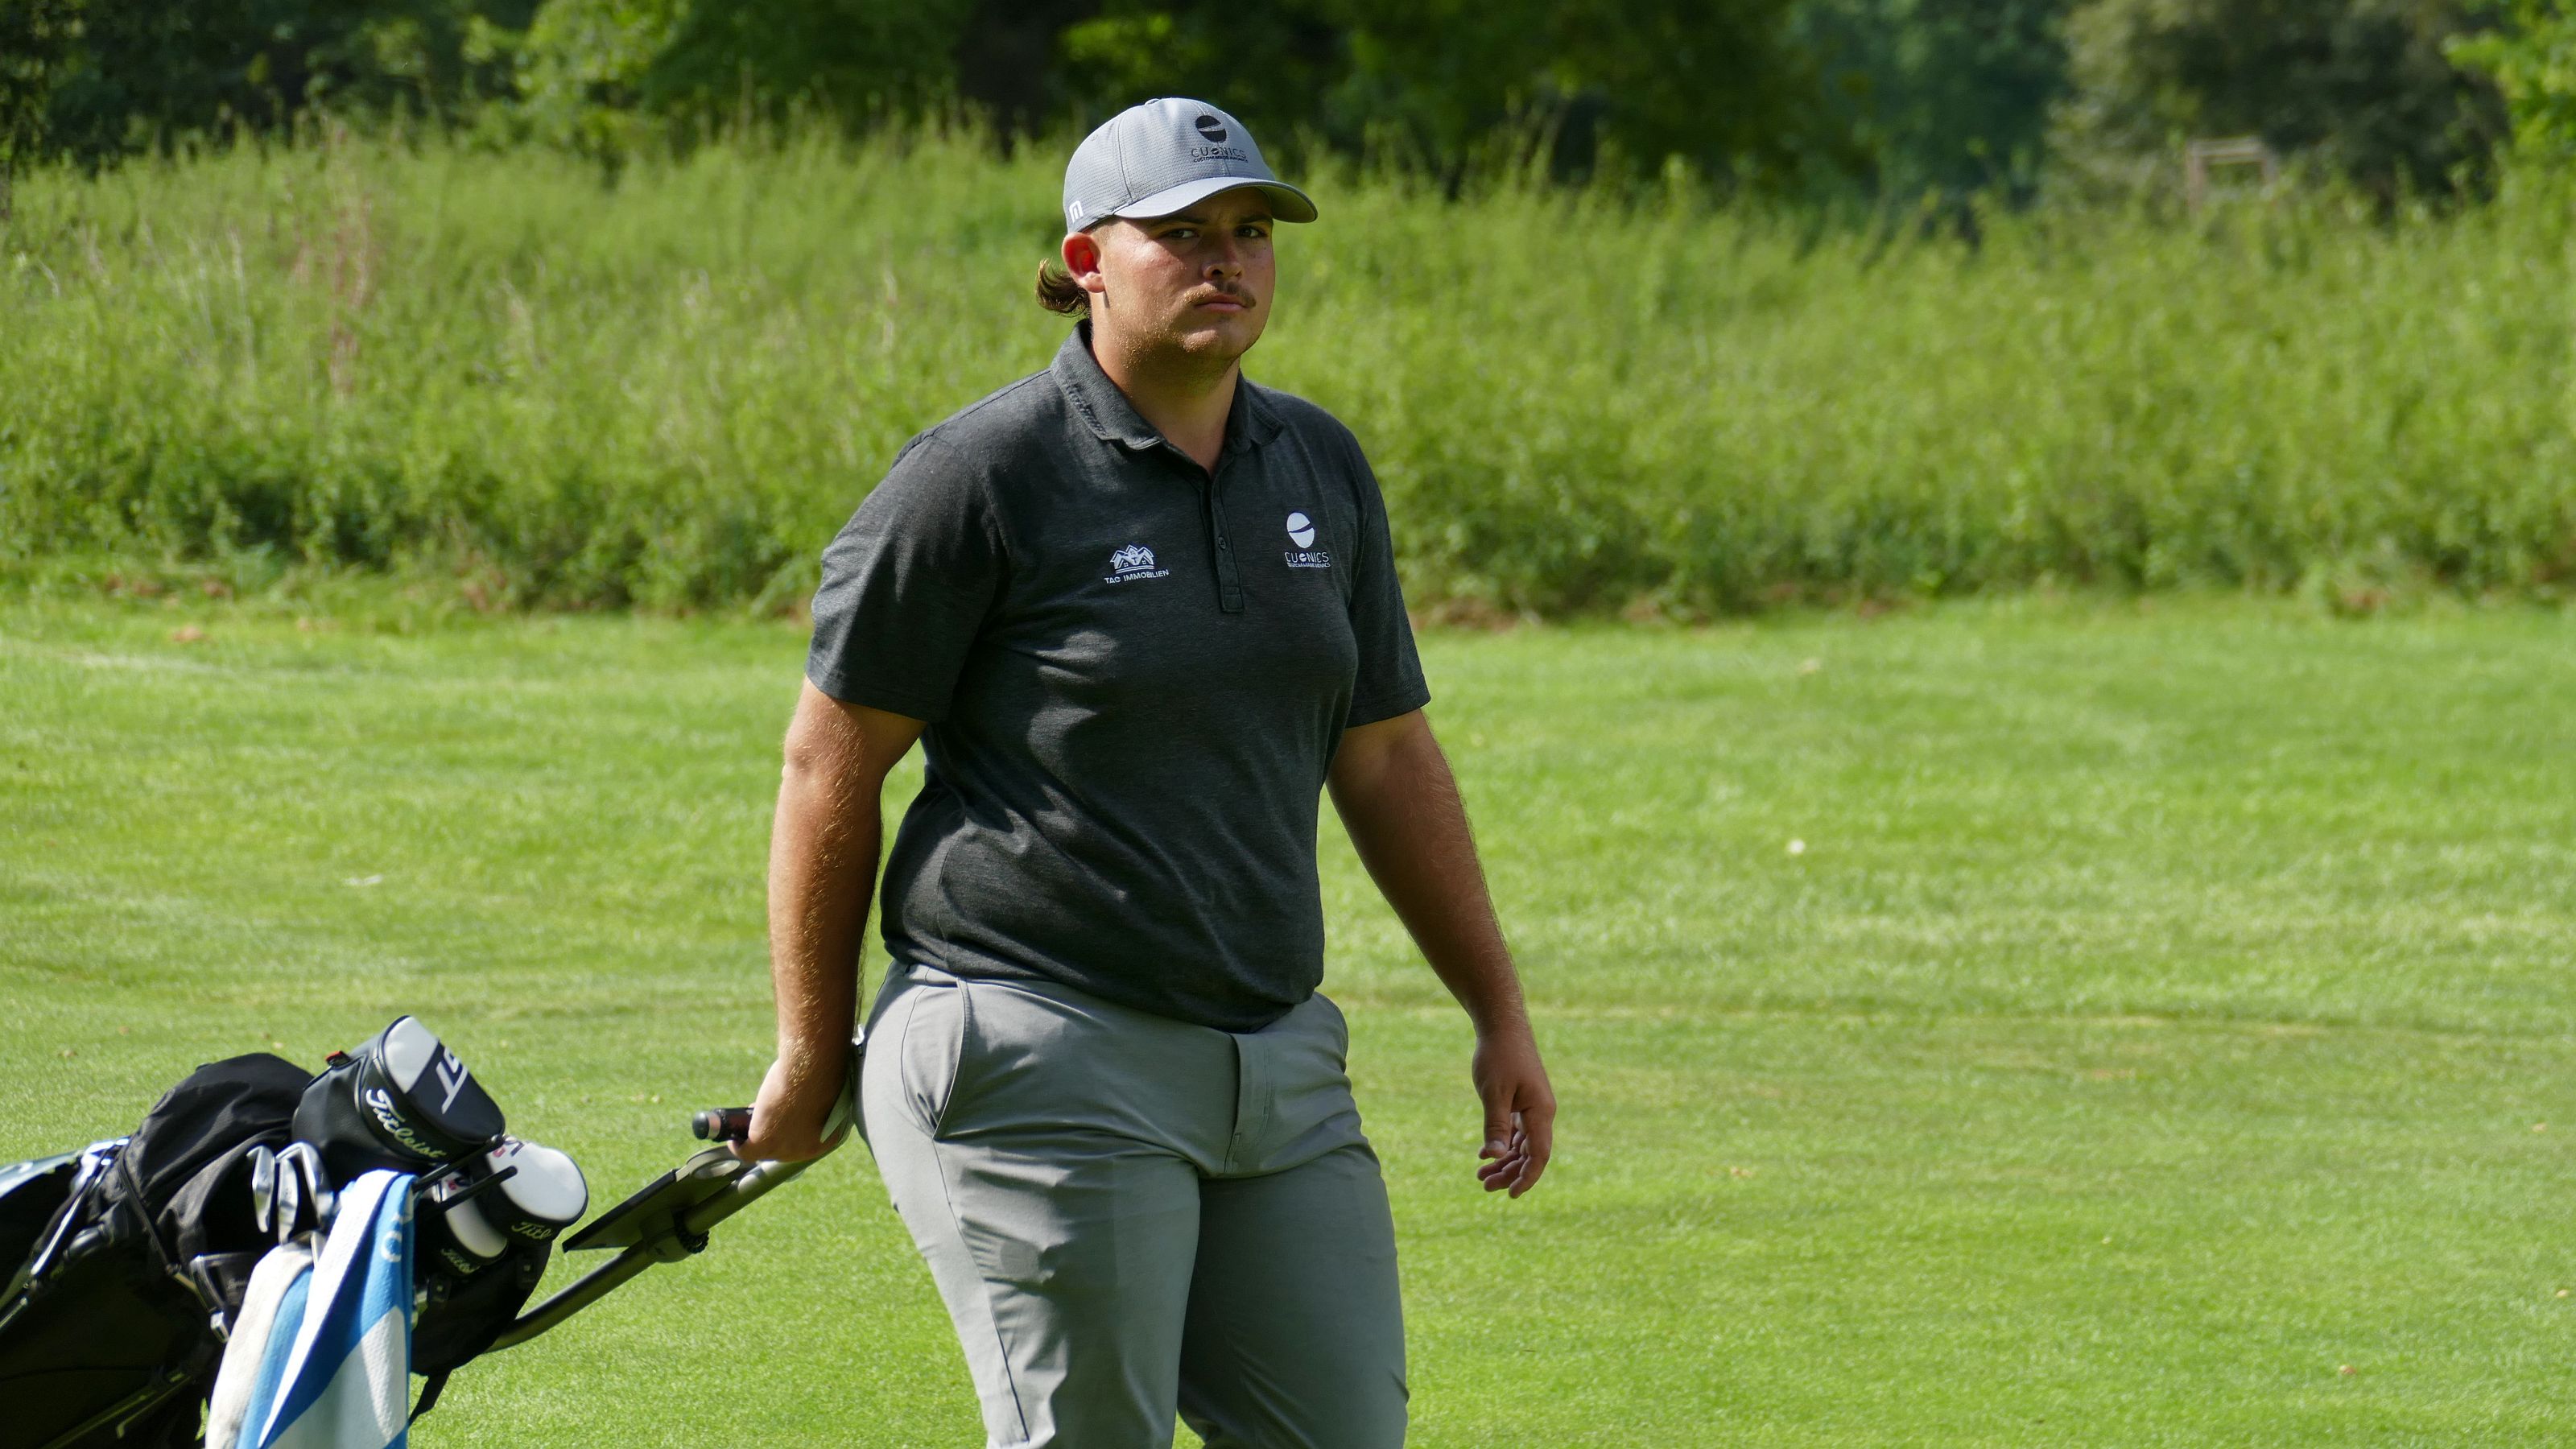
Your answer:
[472,1137,588,1246]
[291,1016,505,1183]
[421,1162,511,1278]
[419,1137,587,1278]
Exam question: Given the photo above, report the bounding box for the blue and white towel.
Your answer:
[204,1168,417,1449]
[204,1238,314,1447]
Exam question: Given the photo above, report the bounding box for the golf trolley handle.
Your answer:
[692,1106,753,1142]
[489,1038,860,1354]
[487,1150,815,1351]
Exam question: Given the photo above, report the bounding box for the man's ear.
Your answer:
[1063,228,1108,298]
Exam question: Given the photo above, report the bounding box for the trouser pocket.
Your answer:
[894,980,971,1138]
[1228,990,1367,1177]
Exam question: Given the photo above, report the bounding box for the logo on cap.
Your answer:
[1195,114,1228,142]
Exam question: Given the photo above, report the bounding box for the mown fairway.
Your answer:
[3,592,2574,1445]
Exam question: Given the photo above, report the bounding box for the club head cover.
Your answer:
[292,1017,506,1184]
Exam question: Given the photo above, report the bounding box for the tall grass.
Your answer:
[4,129,2572,614]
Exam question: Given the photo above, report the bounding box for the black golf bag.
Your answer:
[0,1020,550,1449]
[5,1016,819,1449]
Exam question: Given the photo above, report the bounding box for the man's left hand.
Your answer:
[1472,1024,1555,1197]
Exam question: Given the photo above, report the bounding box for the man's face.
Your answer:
[1071,187,1276,365]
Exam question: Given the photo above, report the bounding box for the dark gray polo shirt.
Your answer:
[806,324,1430,1032]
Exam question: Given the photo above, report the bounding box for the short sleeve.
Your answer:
[1343,440,1431,728]
[805,436,1006,721]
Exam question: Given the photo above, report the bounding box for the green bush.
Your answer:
[2,130,2571,615]
[2452,0,2576,160]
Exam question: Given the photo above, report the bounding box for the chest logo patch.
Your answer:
[1282,510,1331,569]
[1105,543,1170,584]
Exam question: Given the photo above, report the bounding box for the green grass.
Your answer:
[5,132,2574,616]
[6,592,2575,1443]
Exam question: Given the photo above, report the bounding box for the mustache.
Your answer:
[1186,284,1255,307]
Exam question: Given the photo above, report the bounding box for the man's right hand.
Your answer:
[746,686,923,1163]
[730,1049,852,1163]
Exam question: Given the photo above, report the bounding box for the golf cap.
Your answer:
[1063,97,1318,233]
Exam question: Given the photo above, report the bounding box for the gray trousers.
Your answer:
[857,960,1407,1449]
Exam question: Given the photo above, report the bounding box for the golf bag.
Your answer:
[0,1020,547,1449]
[5,1015,818,1448]
[0,1054,310,1448]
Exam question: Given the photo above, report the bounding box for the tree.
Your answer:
[1051,0,1339,164]
[2050,0,2508,204]
[27,0,530,167]
[0,0,81,217]
[1793,0,2074,204]
[1049,0,1839,191]
[2449,0,2576,158]
[952,0,1101,140]
[511,0,973,150]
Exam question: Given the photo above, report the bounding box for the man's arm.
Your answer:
[1327,709,1554,1197]
[733,680,926,1162]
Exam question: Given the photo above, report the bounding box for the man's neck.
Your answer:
[1090,323,1238,474]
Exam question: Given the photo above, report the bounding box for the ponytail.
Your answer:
[1035,258,1089,317]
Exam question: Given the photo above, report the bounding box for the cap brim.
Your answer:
[1112,175,1318,225]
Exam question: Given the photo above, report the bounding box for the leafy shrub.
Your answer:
[2,130,2570,615]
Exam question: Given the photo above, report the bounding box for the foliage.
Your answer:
[501,0,685,153]
[1792,0,2074,204]
[1057,0,1836,189]
[0,1,2529,205]
[510,0,972,151]
[1053,2,1343,171]
[0,0,79,213]
[4,133,2574,617]
[2051,0,2509,203]
[0,0,1842,188]
[2450,0,2576,158]
[24,0,531,166]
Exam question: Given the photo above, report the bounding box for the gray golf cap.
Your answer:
[1063,97,1318,233]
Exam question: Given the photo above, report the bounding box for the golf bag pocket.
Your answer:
[0,1152,80,1278]
[413,1245,547,1387]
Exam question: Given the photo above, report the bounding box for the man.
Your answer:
[735,97,1555,1448]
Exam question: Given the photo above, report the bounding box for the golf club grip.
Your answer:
[692,1107,753,1142]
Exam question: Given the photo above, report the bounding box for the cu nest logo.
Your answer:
[1195,114,1228,142]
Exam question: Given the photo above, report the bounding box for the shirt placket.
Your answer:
[1166,443,1246,613]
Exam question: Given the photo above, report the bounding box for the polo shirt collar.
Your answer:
[1055,323,1160,449]
[1053,321,1282,457]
